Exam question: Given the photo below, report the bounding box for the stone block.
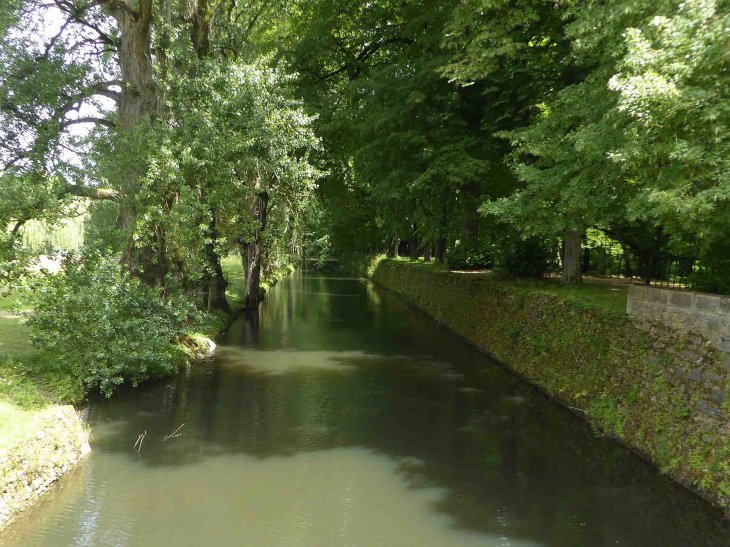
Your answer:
[676,368,703,381]
[671,314,688,324]
[648,288,670,304]
[711,388,727,405]
[720,297,730,314]
[695,294,721,312]
[697,399,723,419]
[719,336,730,353]
[629,284,649,301]
[671,291,694,308]
[702,372,726,383]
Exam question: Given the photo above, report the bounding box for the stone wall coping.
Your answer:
[628,284,730,302]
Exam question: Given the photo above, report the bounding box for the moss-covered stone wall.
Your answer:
[351,256,730,511]
[629,284,730,354]
[0,405,90,531]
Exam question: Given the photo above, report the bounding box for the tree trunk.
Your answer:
[424,244,432,262]
[242,192,269,308]
[187,0,213,59]
[244,239,262,308]
[436,237,446,263]
[562,230,582,284]
[239,242,250,281]
[620,247,631,278]
[113,1,159,283]
[409,237,419,261]
[203,220,231,314]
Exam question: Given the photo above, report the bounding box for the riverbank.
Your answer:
[350,255,730,511]
[0,406,90,531]
[0,254,291,529]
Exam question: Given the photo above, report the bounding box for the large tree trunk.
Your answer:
[187,0,213,59]
[562,230,582,284]
[203,219,231,314]
[242,192,269,308]
[113,1,160,284]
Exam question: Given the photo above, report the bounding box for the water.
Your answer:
[3,266,728,546]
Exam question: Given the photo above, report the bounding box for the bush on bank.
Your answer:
[23,251,221,397]
[351,255,730,511]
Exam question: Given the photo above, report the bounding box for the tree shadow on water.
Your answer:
[85,348,729,547]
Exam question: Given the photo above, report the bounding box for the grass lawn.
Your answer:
[221,254,246,307]
[0,290,81,450]
[0,297,50,450]
[221,253,295,308]
[387,257,629,317]
[502,277,629,317]
[0,401,46,452]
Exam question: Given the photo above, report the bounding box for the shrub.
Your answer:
[446,244,495,270]
[690,244,730,295]
[498,236,555,279]
[25,251,203,396]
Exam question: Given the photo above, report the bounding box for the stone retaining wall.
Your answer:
[0,405,90,531]
[627,285,730,354]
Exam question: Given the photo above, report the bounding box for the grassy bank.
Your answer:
[0,255,256,446]
[221,254,297,311]
[352,255,730,511]
[0,254,291,409]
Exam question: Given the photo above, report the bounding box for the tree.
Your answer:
[484,0,730,281]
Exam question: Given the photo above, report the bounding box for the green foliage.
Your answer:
[24,251,202,396]
[499,236,555,279]
[446,244,495,270]
[19,213,86,254]
[0,357,47,409]
[485,0,730,246]
[691,245,730,295]
[83,200,123,253]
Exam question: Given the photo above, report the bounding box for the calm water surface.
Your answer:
[3,266,728,546]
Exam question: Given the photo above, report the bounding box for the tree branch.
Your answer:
[90,0,139,19]
[61,117,117,129]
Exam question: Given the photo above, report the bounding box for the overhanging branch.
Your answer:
[61,117,117,129]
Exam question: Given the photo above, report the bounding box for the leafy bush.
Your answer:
[691,271,730,296]
[84,200,125,253]
[25,251,203,396]
[446,244,495,270]
[690,243,730,295]
[498,236,555,279]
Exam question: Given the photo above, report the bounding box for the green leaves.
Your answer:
[24,251,205,396]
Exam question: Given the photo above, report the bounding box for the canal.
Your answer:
[3,266,727,546]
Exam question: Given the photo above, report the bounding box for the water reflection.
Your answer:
[2,266,728,547]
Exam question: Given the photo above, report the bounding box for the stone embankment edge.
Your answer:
[0,405,90,531]
[349,255,730,512]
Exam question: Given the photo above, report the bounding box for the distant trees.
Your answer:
[2,0,729,294]
[280,0,729,287]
